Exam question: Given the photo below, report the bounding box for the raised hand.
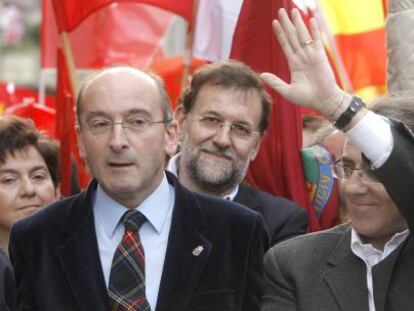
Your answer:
[261,8,346,117]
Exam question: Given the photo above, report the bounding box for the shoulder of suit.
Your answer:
[188,191,265,235]
[169,170,260,218]
[0,247,9,266]
[0,248,12,286]
[266,222,350,257]
[195,190,261,218]
[11,191,85,236]
[239,184,303,210]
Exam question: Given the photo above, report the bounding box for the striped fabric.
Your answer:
[319,0,386,100]
[108,210,150,311]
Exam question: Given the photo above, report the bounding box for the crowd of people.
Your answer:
[1,2,413,310]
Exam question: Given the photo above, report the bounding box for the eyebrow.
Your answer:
[85,111,109,118]
[201,111,254,127]
[0,166,48,175]
[29,166,49,174]
[86,109,152,119]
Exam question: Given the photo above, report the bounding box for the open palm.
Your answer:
[261,9,340,114]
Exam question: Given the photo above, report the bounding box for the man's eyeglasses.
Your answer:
[79,116,171,136]
[330,161,380,184]
[193,115,260,141]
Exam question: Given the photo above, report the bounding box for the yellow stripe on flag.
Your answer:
[356,85,386,101]
[320,0,385,35]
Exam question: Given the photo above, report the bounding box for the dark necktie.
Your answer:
[108,210,151,311]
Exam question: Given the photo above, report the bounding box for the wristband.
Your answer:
[333,96,366,130]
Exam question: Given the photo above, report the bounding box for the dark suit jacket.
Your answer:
[9,172,268,311]
[234,184,308,246]
[262,122,414,311]
[0,248,16,311]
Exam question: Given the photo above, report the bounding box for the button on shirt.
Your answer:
[93,174,175,310]
[350,228,409,311]
[167,153,239,200]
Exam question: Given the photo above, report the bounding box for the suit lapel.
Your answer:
[372,235,414,311]
[156,173,211,311]
[234,184,259,211]
[56,181,108,311]
[371,243,403,311]
[323,227,369,311]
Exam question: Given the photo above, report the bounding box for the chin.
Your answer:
[103,178,135,193]
[112,183,137,194]
[353,224,381,239]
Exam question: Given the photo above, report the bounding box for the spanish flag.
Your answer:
[319,0,387,100]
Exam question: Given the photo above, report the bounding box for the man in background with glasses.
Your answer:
[9,66,268,311]
[168,60,308,247]
[261,8,414,311]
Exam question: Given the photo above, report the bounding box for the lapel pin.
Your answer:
[192,245,204,256]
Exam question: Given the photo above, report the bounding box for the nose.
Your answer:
[19,178,36,198]
[212,124,232,148]
[108,123,130,152]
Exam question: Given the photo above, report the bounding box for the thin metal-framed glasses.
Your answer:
[330,160,380,184]
[193,115,260,141]
[79,116,171,136]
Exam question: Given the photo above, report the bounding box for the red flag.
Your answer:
[4,101,56,138]
[150,56,207,107]
[230,0,317,231]
[51,0,193,32]
[42,0,174,69]
[56,48,90,192]
[0,82,55,111]
[56,49,89,191]
[56,49,73,195]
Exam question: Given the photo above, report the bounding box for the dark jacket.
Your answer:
[0,248,16,311]
[234,184,308,246]
[10,172,268,311]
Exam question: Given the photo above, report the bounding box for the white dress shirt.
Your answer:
[351,228,409,311]
[93,173,175,310]
[167,152,239,200]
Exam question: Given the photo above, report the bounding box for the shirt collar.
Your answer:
[166,153,180,176]
[94,173,172,237]
[223,184,239,201]
[351,227,409,259]
[167,152,239,200]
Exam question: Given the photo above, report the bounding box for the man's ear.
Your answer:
[75,126,87,159]
[54,186,62,200]
[174,105,187,141]
[249,136,263,161]
[165,120,179,157]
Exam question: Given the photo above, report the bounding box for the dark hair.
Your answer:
[369,92,414,133]
[179,60,272,134]
[76,66,173,124]
[0,115,60,187]
[37,136,61,187]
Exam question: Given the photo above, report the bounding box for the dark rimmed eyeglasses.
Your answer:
[78,116,171,136]
[330,160,380,184]
[193,115,260,141]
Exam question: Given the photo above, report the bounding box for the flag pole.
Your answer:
[180,0,200,94]
[60,31,78,97]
